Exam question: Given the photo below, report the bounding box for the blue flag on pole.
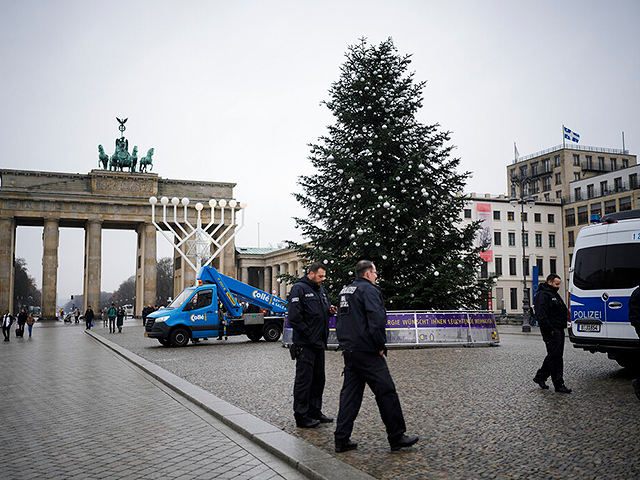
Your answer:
[563,126,580,143]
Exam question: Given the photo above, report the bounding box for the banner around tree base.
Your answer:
[282,311,499,348]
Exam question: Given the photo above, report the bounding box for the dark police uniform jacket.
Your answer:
[629,286,640,330]
[287,276,331,348]
[534,282,568,329]
[336,277,387,353]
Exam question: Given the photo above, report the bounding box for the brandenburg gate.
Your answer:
[0,169,237,319]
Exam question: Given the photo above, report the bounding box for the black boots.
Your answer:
[335,440,358,453]
[295,415,320,428]
[389,434,419,451]
[533,377,550,389]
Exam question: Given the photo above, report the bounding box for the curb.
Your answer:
[86,330,374,480]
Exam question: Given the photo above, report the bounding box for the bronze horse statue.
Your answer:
[98,145,109,169]
[139,148,154,173]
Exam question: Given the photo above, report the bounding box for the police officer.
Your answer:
[629,285,640,401]
[334,260,419,452]
[288,262,337,428]
[533,273,572,393]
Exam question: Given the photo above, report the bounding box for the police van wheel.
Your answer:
[170,328,190,347]
[263,322,281,342]
[614,353,640,371]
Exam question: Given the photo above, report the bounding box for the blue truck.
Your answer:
[144,266,288,347]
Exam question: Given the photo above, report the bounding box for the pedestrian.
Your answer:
[102,307,108,328]
[142,305,150,326]
[533,273,572,393]
[26,312,36,337]
[629,285,640,401]
[2,309,13,342]
[116,306,125,333]
[107,303,117,333]
[17,308,27,337]
[59,308,64,322]
[84,305,94,330]
[74,307,79,323]
[287,262,337,428]
[334,260,419,453]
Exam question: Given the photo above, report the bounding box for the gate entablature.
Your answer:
[0,168,237,319]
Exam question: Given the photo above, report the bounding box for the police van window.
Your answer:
[574,244,640,290]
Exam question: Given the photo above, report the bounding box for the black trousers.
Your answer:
[334,350,406,443]
[2,325,10,340]
[535,327,565,387]
[293,347,325,419]
[85,317,92,329]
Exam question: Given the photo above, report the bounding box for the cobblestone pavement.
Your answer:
[0,322,309,480]
[103,319,640,479]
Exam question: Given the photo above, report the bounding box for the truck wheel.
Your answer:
[263,322,281,342]
[246,329,262,342]
[170,328,190,347]
[158,339,169,347]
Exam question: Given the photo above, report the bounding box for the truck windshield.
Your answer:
[166,287,195,309]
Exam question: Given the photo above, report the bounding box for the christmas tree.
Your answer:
[291,38,492,310]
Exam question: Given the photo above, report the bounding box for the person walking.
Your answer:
[2,310,13,342]
[84,306,94,330]
[17,308,27,337]
[629,285,640,401]
[334,260,419,453]
[74,307,79,323]
[533,273,572,393]
[287,262,337,429]
[26,312,36,337]
[107,303,117,333]
[116,306,125,333]
[102,307,108,328]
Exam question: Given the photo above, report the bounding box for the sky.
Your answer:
[1,0,639,305]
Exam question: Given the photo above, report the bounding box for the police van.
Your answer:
[569,209,640,368]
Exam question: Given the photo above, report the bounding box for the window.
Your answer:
[532,179,540,193]
[574,172,581,181]
[542,177,551,191]
[585,155,593,169]
[544,193,550,201]
[554,155,561,167]
[556,191,562,200]
[509,257,517,275]
[600,180,608,195]
[494,231,502,246]
[480,261,488,278]
[555,172,562,185]
[531,162,539,176]
[495,257,503,276]
[535,233,542,247]
[605,199,616,214]
[186,289,214,311]
[523,257,530,275]
[598,157,605,170]
[534,213,541,222]
[536,258,544,277]
[542,158,550,172]
[573,154,580,166]
[610,158,618,171]
[549,233,556,248]
[510,288,518,310]
[614,177,623,192]
[523,232,529,247]
[548,214,554,223]
[521,212,528,222]
[622,158,629,168]
[630,173,638,189]
[620,196,632,211]
[493,210,501,220]
[565,208,575,227]
[587,184,594,199]
[464,209,472,218]
[573,243,640,290]
[578,205,588,225]
[508,232,516,246]
[520,165,528,177]
[574,187,582,201]
[507,211,515,221]
[590,202,601,219]
[568,230,575,247]
[550,258,557,274]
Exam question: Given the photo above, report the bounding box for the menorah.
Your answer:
[149,196,246,272]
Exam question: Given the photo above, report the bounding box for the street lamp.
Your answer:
[510,174,535,332]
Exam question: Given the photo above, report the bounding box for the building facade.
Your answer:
[460,194,565,314]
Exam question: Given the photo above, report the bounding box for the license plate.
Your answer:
[577,324,601,332]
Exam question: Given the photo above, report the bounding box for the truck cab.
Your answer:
[144,266,287,347]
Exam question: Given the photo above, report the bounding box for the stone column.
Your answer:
[264,266,272,294]
[0,218,16,314]
[143,224,157,307]
[279,262,288,299]
[42,218,60,320]
[83,220,102,315]
[241,266,249,284]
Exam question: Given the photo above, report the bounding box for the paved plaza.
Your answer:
[3,319,640,479]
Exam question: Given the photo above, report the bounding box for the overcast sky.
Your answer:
[1,0,639,305]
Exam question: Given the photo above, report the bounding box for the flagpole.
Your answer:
[562,125,566,148]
